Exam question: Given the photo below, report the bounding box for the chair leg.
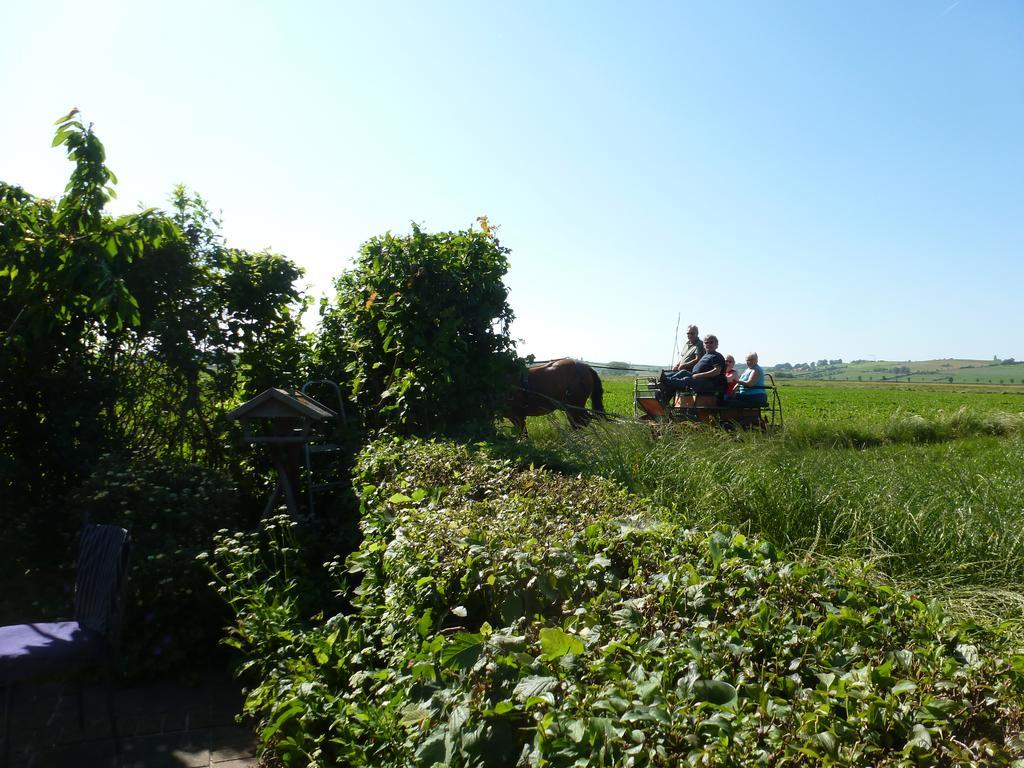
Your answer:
[3,684,11,768]
[103,668,120,757]
[76,681,84,730]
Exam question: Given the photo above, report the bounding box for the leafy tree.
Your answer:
[1,112,309,577]
[1,110,177,515]
[315,222,517,435]
[112,186,310,464]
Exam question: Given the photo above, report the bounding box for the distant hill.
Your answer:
[767,358,1024,385]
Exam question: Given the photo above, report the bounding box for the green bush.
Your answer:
[1,114,309,633]
[211,439,1024,766]
[72,453,251,675]
[315,222,518,435]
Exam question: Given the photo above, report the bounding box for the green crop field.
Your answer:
[594,375,1024,422]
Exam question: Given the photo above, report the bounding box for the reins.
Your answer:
[510,384,628,424]
[527,359,663,375]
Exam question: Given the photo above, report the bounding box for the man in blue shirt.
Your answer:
[657,334,726,401]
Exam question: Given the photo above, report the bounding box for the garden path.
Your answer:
[7,670,258,767]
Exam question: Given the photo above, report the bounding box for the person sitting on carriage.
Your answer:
[657,334,726,402]
[724,354,739,396]
[727,352,768,405]
[672,324,705,372]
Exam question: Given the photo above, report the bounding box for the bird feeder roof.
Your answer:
[227,388,337,422]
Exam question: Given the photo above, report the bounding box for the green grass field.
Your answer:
[518,377,1024,636]
[595,375,1024,419]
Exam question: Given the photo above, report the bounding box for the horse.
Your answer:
[506,358,606,433]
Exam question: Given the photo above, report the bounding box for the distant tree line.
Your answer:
[768,359,843,371]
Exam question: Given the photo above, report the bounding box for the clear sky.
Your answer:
[3,0,1022,366]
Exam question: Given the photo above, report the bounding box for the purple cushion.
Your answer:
[0,621,105,683]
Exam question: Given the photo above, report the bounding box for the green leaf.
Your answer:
[567,719,586,743]
[903,723,933,755]
[892,679,917,695]
[53,108,79,125]
[816,615,841,643]
[51,128,73,148]
[708,537,724,567]
[539,627,584,660]
[400,705,433,727]
[411,662,436,682]
[440,632,484,670]
[389,492,413,504]
[513,675,558,701]
[814,730,839,757]
[588,554,612,570]
[691,679,738,708]
[261,701,303,741]
[414,727,447,767]
[920,697,958,721]
[416,609,433,637]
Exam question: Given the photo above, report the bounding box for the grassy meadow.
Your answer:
[518,376,1024,636]
[595,375,1024,421]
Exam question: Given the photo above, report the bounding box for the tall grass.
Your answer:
[521,408,1024,634]
[781,405,1024,448]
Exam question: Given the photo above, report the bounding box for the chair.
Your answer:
[0,525,131,766]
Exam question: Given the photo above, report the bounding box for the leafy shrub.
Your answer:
[72,452,251,675]
[1,112,177,550]
[211,438,1024,766]
[1,114,309,628]
[315,222,518,435]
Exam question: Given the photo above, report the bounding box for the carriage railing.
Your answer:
[765,373,783,429]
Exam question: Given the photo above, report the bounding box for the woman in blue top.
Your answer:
[730,352,768,405]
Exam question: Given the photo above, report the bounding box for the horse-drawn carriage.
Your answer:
[507,357,783,433]
[633,373,783,430]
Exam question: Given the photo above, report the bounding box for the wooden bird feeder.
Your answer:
[228,388,338,516]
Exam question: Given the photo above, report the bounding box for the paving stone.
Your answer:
[209,724,257,762]
[120,731,211,767]
[5,744,35,768]
[207,709,242,728]
[159,710,188,733]
[16,668,249,768]
[184,706,217,730]
[127,711,168,736]
[19,734,121,766]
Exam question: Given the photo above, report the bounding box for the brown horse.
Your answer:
[506,358,605,432]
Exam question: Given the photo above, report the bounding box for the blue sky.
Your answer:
[3,1,1021,366]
